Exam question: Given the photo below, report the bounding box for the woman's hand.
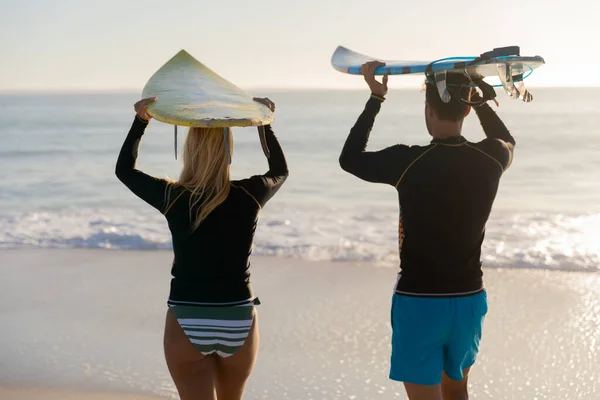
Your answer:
[253,97,276,112]
[134,97,157,121]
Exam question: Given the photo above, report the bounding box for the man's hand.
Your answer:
[467,85,499,107]
[360,61,388,98]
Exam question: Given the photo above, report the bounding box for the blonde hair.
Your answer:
[167,126,233,230]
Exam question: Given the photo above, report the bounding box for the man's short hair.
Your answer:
[424,77,470,122]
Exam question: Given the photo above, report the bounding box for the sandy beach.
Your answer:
[1,249,599,399]
[0,387,161,400]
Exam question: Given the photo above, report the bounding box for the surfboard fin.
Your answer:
[514,77,533,102]
[434,71,452,103]
[258,126,270,158]
[497,64,534,102]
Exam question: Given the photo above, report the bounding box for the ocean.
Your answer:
[1,89,599,271]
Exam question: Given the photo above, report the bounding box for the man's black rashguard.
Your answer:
[340,95,514,296]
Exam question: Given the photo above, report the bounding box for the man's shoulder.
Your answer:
[466,139,513,170]
[468,138,512,155]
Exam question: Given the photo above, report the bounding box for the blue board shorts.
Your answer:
[389,290,488,385]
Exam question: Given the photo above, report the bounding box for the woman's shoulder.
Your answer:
[229,179,263,208]
[230,175,265,189]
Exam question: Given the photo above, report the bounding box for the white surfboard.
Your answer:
[331,45,545,102]
[331,46,545,78]
[142,50,273,128]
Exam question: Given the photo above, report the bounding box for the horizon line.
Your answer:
[0,85,597,95]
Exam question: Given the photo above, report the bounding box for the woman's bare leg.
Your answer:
[163,309,217,400]
[215,311,260,400]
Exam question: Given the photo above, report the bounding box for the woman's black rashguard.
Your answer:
[116,116,288,305]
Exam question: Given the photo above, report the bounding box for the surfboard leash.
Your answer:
[224,128,232,165]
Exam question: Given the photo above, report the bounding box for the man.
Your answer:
[339,61,514,400]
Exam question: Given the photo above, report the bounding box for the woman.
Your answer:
[115,96,288,399]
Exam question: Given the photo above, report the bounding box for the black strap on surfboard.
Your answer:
[468,45,521,66]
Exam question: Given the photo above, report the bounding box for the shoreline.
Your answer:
[2,246,598,274]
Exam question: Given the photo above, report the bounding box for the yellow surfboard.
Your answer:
[142,50,273,128]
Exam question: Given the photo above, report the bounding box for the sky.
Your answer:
[0,0,598,91]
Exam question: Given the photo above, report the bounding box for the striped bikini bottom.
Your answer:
[168,303,255,358]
